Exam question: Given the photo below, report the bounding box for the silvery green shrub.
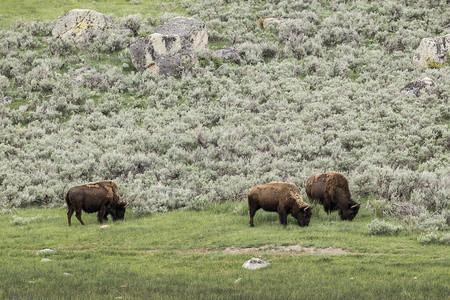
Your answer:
[368,218,403,236]
[10,215,41,225]
[120,14,142,36]
[417,232,449,245]
[0,75,9,94]
[12,20,54,36]
[46,37,75,56]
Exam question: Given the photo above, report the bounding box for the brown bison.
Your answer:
[66,180,127,226]
[248,182,312,227]
[305,172,360,221]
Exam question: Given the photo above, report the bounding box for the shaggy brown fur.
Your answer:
[65,180,127,226]
[248,182,312,227]
[305,172,360,221]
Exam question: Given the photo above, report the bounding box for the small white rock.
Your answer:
[63,273,73,276]
[40,258,51,262]
[36,249,56,255]
[234,278,242,284]
[422,77,433,86]
[242,258,270,270]
[100,225,110,229]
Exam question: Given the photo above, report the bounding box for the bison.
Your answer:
[248,182,312,227]
[66,180,127,226]
[305,172,360,221]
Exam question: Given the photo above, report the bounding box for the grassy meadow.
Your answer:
[0,0,183,27]
[1,202,449,299]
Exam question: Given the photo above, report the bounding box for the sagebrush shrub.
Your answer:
[10,215,41,225]
[417,231,450,245]
[368,218,403,235]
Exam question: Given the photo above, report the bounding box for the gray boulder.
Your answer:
[155,52,197,76]
[413,34,450,67]
[52,9,110,43]
[130,17,207,75]
[154,17,208,52]
[130,33,185,75]
[212,47,241,63]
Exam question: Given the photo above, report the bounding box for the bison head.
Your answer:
[295,206,312,227]
[109,202,127,221]
[339,202,360,221]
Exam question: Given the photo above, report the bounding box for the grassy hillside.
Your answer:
[0,0,183,27]
[0,0,449,235]
[1,203,449,299]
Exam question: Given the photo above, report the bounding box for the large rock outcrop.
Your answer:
[130,34,183,74]
[52,9,110,43]
[413,34,450,67]
[154,17,208,52]
[130,17,207,75]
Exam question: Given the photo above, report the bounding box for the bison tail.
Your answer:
[65,191,70,207]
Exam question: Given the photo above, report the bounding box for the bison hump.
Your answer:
[289,190,307,208]
[324,172,349,196]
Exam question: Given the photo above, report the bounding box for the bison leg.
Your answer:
[67,207,74,226]
[97,205,107,223]
[278,207,288,226]
[75,208,85,225]
[249,203,259,227]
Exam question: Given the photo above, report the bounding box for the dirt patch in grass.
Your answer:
[223,245,351,255]
[30,245,352,255]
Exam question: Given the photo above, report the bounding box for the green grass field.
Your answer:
[1,203,449,299]
[0,0,183,27]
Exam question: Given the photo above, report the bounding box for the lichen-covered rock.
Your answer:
[52,9,110,43]
[154,17,208,52]
[130,17,207,75]
[212,47,241,63]
[130,33,184,74]
[155,52,197,76]
[413,34,450,67]
[401,77,435,96]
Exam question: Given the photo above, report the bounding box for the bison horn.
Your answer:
[303,206,311,212]
[351,204,360,209]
